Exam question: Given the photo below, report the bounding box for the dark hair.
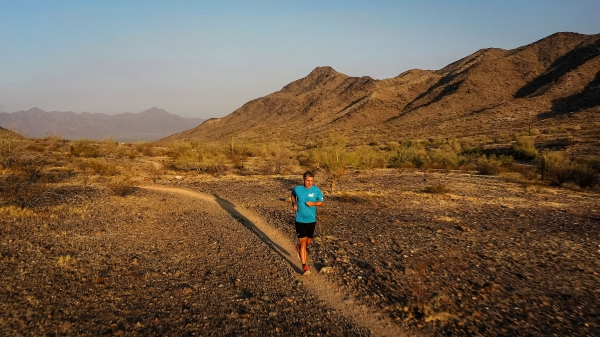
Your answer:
[303,171,314,179]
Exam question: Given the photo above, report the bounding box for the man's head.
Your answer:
[303,171,314,188]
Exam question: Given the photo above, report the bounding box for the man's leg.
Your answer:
[299,237,309,265]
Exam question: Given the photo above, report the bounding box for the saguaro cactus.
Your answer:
[541,154,547,180]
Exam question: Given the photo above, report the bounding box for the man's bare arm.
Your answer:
[305,201,323,207]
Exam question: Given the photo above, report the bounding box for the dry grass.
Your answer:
[108,175,137,197]
[56,255,76,267]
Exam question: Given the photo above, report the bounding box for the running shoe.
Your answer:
[302,264,311,276]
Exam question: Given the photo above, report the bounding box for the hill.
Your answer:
[164,32,600,147]
[0,126,25,140]
[0,107,205,141]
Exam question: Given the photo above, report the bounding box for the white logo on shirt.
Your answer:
[308,193,314,197]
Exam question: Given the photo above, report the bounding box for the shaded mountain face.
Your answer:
[0,107,205,141]
[164,32,600,144]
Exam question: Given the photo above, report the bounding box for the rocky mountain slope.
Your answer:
[0,107,205,141]
[164,32,600,144]
[0,126,24,139]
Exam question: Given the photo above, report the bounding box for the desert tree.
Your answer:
[309,132,358,193]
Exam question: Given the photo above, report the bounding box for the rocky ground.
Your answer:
[0,187,369,336]
[177,169,599,336]
[1,169,599,336]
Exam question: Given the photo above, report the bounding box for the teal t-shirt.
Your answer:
[292,185,324,223]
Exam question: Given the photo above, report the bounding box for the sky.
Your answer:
[1,0,599,118]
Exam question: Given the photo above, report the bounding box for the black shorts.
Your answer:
[295,222,316,239]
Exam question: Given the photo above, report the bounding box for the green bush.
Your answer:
[426,146,461,169]
[544,152,599,188]
[388,142,428,168]
[513,136,537,160]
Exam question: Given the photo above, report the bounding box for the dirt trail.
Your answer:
[142,185,405,337]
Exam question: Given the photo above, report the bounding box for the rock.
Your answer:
[319,267,334,274]
[337,256,350,263]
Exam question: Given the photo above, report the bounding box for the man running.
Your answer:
[291,171,324,276]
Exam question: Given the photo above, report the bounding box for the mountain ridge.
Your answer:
[163,31,600,144]
[0,107,205,141]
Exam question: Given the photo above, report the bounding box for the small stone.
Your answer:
[319,267,334,274]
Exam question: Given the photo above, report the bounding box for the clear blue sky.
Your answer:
[1,0,599,118]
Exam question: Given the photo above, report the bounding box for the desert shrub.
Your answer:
[544,152,599,188]
[166,140,193,158]
[475,155,512,175]
[422,184,451,194]
[265,143,295,174]
[389,141,428,168]
[172,150,202,171]
[588,156,600,171]
[0,174,49,207]
[0,146,49,207]
[0,139,24,169]
[146,162,163,182]
[135,142,155,156]
[108,175,136,196]
[459,139,482,155]
[205,162,229,176]
[25,143,46,152]
[427,137,444,147]
[542,125,569,134]
[308,133,358,192]
[75,158,118,176]
[512,164,538,180]
[70,138,102,157]
[355,145,388,169]
[513,136,537,160]
[170,147,230,176]
[426,146,461,169]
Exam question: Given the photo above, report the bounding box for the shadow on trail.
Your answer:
[212,194,303,275]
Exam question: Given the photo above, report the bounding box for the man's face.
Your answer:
[303,176,314,188]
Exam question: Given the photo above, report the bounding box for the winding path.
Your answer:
[142,185,406,337]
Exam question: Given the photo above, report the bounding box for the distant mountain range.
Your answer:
[164,32,600,146]
[0,107,205,141]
